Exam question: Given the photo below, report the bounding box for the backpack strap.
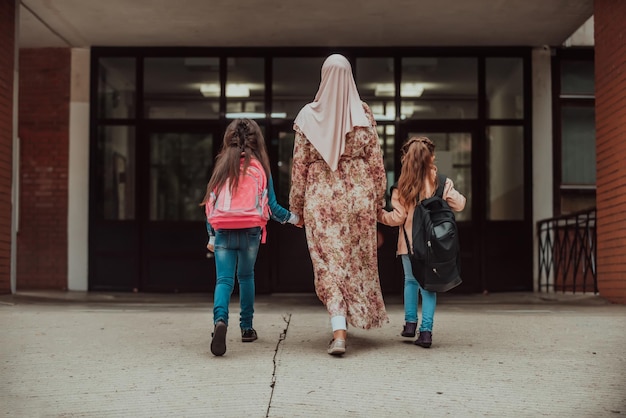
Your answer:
[400,175,446,255]
[402,225,413,256]
[435,173,447,198]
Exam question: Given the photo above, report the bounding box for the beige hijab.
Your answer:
[294,54,371,171]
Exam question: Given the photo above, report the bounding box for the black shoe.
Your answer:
[241,328,258,342]
[401,322,417,338]
[414,331,432,348]
[211,321,227,356]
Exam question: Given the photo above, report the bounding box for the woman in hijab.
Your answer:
[289,54,388,356]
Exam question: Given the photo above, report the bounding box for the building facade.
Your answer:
[1,0,624,303]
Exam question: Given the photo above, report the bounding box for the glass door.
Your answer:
[139,126,219,292]
[399,124,533,293]
[399,126,482,292]
[269,122,315,293]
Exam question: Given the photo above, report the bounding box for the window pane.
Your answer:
[149,132,214,221]
[561,60,594,96]
[98,58,136,119]
[378,124,396,194]
[225,58,265,119]
[407,131,472,221]
[273,57,325,120]
[97,126,136,220]
[562,106,596,185]
[276,128,295,207]
[486,58,524,119]
[356,58,396,122]
[402,57,477,119]
[144,57,220,119]
[486,126,524,220]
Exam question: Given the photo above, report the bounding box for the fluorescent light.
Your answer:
[225,112,287,119]
[200,83,251,98]
[374,83,424,97]
[401,83,424,97]
[226,84,250,97]
[373,114,395,121]
[375,84,394,97]
[200,84,220,97]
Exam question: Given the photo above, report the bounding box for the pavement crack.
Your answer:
[266,313,291,418]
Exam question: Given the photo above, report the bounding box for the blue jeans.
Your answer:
[213,227,261,330]
[401,255,437,332]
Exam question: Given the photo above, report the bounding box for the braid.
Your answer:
[237,120,249,151]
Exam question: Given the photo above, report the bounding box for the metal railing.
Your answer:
[537,208,597,294]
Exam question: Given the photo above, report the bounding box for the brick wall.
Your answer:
[0,0,15,294]
[17,48,70,290]
[595,0,626,304]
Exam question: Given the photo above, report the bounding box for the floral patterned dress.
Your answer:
[289,103,388,329]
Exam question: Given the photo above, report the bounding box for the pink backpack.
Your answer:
[205,158,270,242]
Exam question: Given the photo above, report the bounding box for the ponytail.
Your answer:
[201,118,271,205]
[397,137,436,206]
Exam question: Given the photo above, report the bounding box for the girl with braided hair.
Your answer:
[378,136,466,348]
[202,118,299,356]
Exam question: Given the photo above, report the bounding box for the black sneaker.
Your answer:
[210,321,227,356]
[401,322,417,338]
[414,331,432,348]
[241,328,258,342]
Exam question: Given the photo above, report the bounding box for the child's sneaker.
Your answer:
[414,331,432,348]
[241,328,258,342]
[401,322,417,338]
[211,321,227,356]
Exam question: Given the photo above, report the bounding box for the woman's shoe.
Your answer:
[327,338,346,356]
[401,322,417,338]
[414,331,432,348]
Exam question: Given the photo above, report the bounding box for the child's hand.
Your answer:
[207,243,214,252]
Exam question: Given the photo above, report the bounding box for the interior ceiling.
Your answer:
[18,0,593,49]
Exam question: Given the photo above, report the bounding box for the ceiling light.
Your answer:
[401,83,424,97]
[375,84,395,97]
[374,83,425,97]
[200,83,251,98]
[225,112,287,119]
[200,84,220,97]
[226,84,250,98]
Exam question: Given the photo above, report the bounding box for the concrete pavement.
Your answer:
[1,291,625,417]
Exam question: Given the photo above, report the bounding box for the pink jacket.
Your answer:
[378,177,466,255]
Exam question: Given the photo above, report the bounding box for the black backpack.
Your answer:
[398,173,462,292]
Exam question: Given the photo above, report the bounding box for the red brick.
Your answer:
[595,0,626,304]
[16,48,70,290]
[0,0,15,294]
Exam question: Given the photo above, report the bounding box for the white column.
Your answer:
[67,48,90,291]
[531,47,554,292]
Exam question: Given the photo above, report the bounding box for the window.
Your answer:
[555,51,595,214]
[486,58,524,119]
[144,57,220,119]
[98,58,136,119]
[401,57,478,119]
[96,126,136,220]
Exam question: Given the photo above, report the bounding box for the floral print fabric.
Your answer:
[290,103,388,329]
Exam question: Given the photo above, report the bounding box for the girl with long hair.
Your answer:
[378,136,466,348]
[202,118,299,356]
